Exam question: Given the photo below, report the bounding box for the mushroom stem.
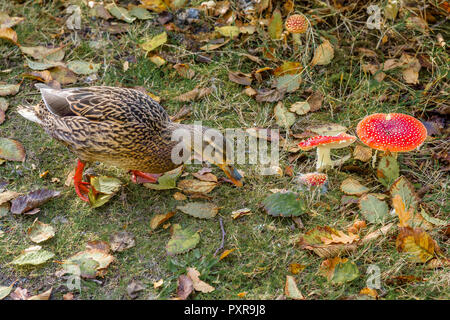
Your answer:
[292,33,302,45]
[316,146,332,172]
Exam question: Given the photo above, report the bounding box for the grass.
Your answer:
[0,0,448,300]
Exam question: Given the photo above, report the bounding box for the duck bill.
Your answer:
[218,164,243,187]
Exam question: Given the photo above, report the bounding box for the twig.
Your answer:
[213,218,225,257]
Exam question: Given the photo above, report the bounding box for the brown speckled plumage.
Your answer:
[23,86,228,175]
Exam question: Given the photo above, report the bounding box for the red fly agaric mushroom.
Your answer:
[298,133,356,171]
[285,14,308,45]
[356,113,427,153]
[298,172,328,187]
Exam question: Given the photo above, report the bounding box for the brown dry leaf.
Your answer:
[49,66,77,85]
[173,192,187,201]
[10,287,30,300]
[153,278,164,289]
[177,179,217,195]
[340,177,369,196]
[186,267,215,293]
[176,274,193,300]
[22,70,53,83]
[228,71,252,86]
[255,88,285,103]
[63,292,74,300]
[110,231,135,252]
[311,40,334,66]
[284,275,304,300]
[362,63,386,82]
[320,229,359,245]
[392,195,433,230]
[0,12,24,28]
[0,83,20,96]
[353,145,372,162]
[27,219,56,243]
[273,61,302,77]
[0,27,18,44]
[10,189,61,214]
[400,54,421,84]
[0,190,21,205]
[307,91,323,112]
[173,63,195,79]
[426,258,450,269]
[289,101,310,115]
[86,240,110,253]
[192,172,218,183]
[27,288,52,300]
[242,86,257,97]
[361,223,394,244]
[150,211,175,230]
[231,208,252,220]
[396,227,443,263]
[174,87,212,102]
[20,46,65,61]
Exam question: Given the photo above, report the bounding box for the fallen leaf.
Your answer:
[49,66,77,85]
[10,287,29,300]
[20,46,65,61]
[340,177,369,196]
[67,60,101,75]
[192,171,218,182]
[0,283,14,300]
[231,208,252,219]
[361,223,394,243]
[284,275,304,300]
[127,280,144,299]
[228,71,252,86]
[0,190,21,205]
[173,63,195,79]
[176,274,193,300]
[274,102,296,129]
[110,231,135,252]
[359,287,378,299]
[0,27,18,44]
[268,9,283,39]
[187,267,215,293]
[177,179,217,195]
[173,192,187,200]
[88,176,122,208]
[307,91,323,112]
[289,101,310,115]
[129,7,153,20]
[11,189,61,214]
[215,25,240,38]
[219,248,235,260]
[0,12,24,29]
[0,83,20,96]
[255,88,285,103]
[396,227,442,263]
[11,246,55,266]
[400,54,421,84]
[319,257,359,284]
[311,40,334,66]
[150,211,175,230]
[353,145,372,162]
[166,224,200,255]
[307,123,347,136]
[62,248,114,278]
[177,202,219,219]
[359,194,390,224]
[28,288,52,300]
[141,32,167,52]
[263,192,306,217]
[28,219,56,243]
[144,167,182,190]
[275,74,300,93]
[289,263,306,274]
[377,154,399,188]
[106,4,136,23]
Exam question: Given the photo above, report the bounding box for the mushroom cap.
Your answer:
[285,14,308,34]
[298,133,357,150]
[356,113,427,152]
[298,172,328,187]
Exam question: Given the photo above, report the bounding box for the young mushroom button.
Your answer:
[285,14,308,45]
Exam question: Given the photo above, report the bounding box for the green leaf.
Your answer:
[0,284,13,300]
[359,194,390,224]
[177,202,219,219]
[26,59,64,71]
[141,32,167,52]
[215,26,240,38]
[144,168,181,190]
[377,155,399,188]
[268,9,283,39]
[106,4,136,23]
[389,176,419,212]
[166,224,200,255]
[62,249,114,278]
[11,247,54,266]
[0,138,25,161]
[263,192,306,217]
[129,7,153,20]
[276,74,300,93]
[331,260,359,284]
[67,60,101,75]
[274,102,296,129]
[90,176,122,194]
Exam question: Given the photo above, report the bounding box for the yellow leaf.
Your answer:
[149,54,166,67]
[0,27,18,44]
[150,211,175,230]
[219,248,235,260]
[186,267,215,293]
[311,40,334,66]
[289,263,306,274]
[141,32,167,52]
[215,26,240,38]
[396,227,442,263]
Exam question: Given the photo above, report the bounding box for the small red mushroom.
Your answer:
[298,133,356,171]
[297,172,328,187]
[356,113,427,153]
[285,14,309,45]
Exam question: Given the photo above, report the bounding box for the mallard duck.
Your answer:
[18,85,243,202]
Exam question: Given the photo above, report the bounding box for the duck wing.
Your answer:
[36,84,169,125]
